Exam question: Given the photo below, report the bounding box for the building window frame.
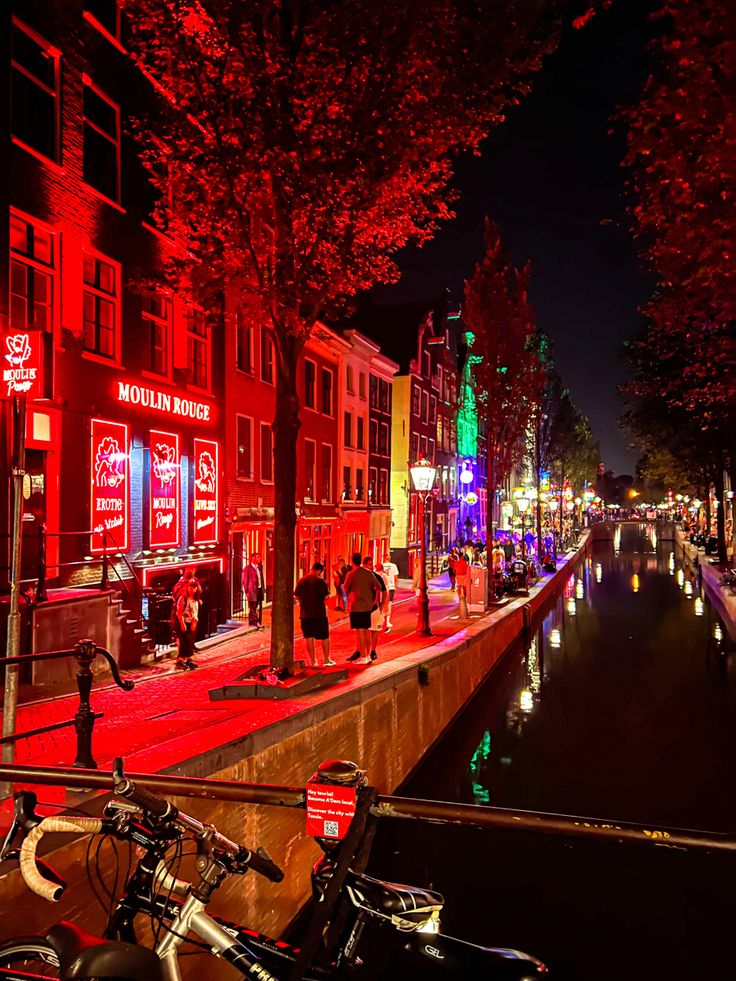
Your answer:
[359,372,367,399]
[346,364,355,394]
[368,466,377,504]
[82,76,121,205]
[260,421,273,483]
[355,467,364,502]
[304,438,317,502]
[411,382,421,419]
[141,292,172,380]
[235,310,253,374]
[9,209,56,336]
[344,410,353,448]
[356,416,365,452]
[260,329,275,385]
[84,0,124,48]
[236,414,254,480]
[82,249,120,363]
[379,468,389,505]
[10,19,61,165]
[321,443,333,503]
[321,366,334,417]
[369,419,378,453]
[184,305,210,392]
[304,358,316,410]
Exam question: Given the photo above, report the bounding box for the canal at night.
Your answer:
[368,523,736,980]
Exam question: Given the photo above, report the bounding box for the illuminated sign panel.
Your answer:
[116,381,212,422]
[149,430,180,548]
[2,330,43,399]
[192,438,219,545]
[91,419,129,554]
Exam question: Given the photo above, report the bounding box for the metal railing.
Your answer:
[0,761,733,855]
[0,640,134,771]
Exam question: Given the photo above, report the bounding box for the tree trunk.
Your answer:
[486,432,496,605]
[271,335,301,673]
[714,466,727,564]
[535,416,543,561]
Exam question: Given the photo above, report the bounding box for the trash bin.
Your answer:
[147,593,173,646]
[467,565,487,614]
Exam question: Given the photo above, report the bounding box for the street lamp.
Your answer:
[517,495,530,560]
[410,458,438,636]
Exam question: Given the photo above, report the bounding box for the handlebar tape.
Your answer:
[246,847,285,883]
[19,817,102,901]
[153,860,190,898]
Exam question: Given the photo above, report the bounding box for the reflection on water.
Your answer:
[464,522,734,822]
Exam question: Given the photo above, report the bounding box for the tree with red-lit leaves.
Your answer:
[622,0,736,561]
[122,0,596,671]
[465,219,544,590]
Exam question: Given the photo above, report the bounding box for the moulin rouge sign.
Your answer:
[116,381,212,422]
[150,430,180,548]
[91,419,130,555]
[192,438,219,545]
[2,331,43,400]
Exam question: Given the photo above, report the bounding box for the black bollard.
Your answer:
[73,639,98,769]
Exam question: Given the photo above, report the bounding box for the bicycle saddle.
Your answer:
[46,922,164,981]
[346,871,444,928]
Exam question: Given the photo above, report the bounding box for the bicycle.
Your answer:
[0,758,547,980]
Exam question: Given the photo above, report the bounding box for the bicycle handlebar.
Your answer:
[19,817,102,901]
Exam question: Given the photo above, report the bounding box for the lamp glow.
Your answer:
[410,458,438,493]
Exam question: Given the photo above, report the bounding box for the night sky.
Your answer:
[370,0,659,476]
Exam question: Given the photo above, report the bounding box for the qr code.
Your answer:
[323,820,339,837]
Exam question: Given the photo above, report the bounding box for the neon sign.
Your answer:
[192,438,219,545]
[149,430,180,548]
[2,330,43,399]
[91,419,129,554]
[116,381,212,422]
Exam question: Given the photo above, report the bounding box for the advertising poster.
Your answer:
[150,430,180,548]
[91,418,129,554]
[192,438,219,545]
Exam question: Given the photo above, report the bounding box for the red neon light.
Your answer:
[192,438,219,545]
[116,380,212,422]
[2,330,44,400]
[90,418,130,554]
[140,556,224,587]
[149,430,180,548]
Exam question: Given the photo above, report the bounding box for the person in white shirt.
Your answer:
[382,552,400,633]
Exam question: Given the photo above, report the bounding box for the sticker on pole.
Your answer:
[306,785,356,840]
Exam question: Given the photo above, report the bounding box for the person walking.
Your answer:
[242,553,265,626]
[170,566,201,656]
[332,556,348,612]
[455,550,469,603]
[365,558,388,661]
[344,552,378,665]
[294,562,335,668]
[382,552,400,633]
[447,549,457,591]
[174,581,199,670]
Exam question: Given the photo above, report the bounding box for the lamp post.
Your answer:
[548,498,559,561]
[517,495,530,560]
[410,458,438,636]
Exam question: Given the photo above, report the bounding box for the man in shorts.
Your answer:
[344,552,378,665]
[365,557,388,661]
[294,562,335,667]
[382,552,400,633]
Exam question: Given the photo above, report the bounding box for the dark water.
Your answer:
[368,524,736,980]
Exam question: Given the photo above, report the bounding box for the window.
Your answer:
[359,372,366,398]
[83,252,118,358]
[437,415,444,451]
[355,468,364,502]
[142,294,170,376]
[236,416,253,478]
[321,368,333,416]
[430,396,437,424]
[420,436,428,459]
[379,469,389,506]
[321,444,332,502]
[304,440,316,501]
[260,330,274,384]
[11,21,60,162]
[342,466,351,501]
[260,422,273,482]
[369,375,378,408]
[421,392,429,424]
[411,383,421,419]
[185,306,209,389]
[356,417,365,451]
[83,80,120,203]
[369,420,378,453]
[378,422,389,456]
[368,467,377,503]
[423,351,431,378]
[304,359,316,409]
[346,365,354,393]
[344,411,352,448]
[10,213,54,332]
[436,365,443,398]
[85,0,121,40]
[410,432,419,462]
[379,379,389,412]
[236,311,252,373]
[450,418,457,453]
[428,437,435,462]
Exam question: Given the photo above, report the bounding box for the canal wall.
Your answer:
[675,527,736,640]
[0,536,591,967]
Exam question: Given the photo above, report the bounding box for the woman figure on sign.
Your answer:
[175,582,199,670]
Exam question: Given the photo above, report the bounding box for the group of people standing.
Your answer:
[294,552,399,667]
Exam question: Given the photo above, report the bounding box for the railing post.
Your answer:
[73,639,97,769]
[36,522,48,603]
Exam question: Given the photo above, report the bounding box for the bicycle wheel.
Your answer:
[0,937,60,978]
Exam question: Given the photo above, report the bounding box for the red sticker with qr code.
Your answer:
[306,785,357,839]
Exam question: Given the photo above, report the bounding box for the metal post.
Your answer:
[416,493,431,635]
[520,513,526,561]
[2,397,27,779]
[101,531,109,591]
[36,522,47,603]
[73,639,97,769]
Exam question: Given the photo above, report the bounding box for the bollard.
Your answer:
[73,639,98,769]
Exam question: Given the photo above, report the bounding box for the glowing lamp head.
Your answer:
[410,458,438,493]
[548,499,559,512]
[517,496,531,514]
[460,467,474,485]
